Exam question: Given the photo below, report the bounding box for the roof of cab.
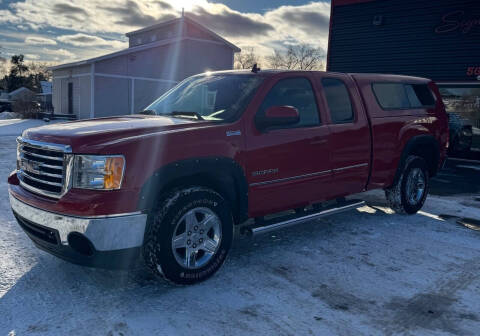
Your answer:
[349,73,432,83]
[203,69,432,83]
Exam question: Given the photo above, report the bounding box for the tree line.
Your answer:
[0,44,323,93]
[0,54,52,93]
[234,44,324,71]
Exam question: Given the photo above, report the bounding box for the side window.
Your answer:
[257,77,320,128]
[322,78,354,124]
[408,84,435,107]
[404,85,422,107]
[372,83,410,109]
[373,83,435,109]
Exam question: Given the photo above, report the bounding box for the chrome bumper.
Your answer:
[9,193,147,251]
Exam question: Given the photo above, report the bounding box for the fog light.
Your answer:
[68,233,94,256]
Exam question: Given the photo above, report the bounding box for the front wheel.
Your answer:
[143,187,233,285]
[385,155,429,214]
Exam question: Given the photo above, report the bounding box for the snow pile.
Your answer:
[0,112,21,120]
[0,119,64,137]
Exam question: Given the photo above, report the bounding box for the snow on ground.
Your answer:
[0,119,65,137]
[0,134,480,336]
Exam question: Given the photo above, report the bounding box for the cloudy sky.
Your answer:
[0,0,331,65]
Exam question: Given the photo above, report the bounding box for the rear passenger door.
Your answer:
[316,73,371,197]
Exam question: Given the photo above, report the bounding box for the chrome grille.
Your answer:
[16,137,73,199]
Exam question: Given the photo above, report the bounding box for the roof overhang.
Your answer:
[49,35,239,71]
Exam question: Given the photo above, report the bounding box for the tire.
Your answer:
[448,136,463,156]
[143,187,233,285]
[385,155,429,215]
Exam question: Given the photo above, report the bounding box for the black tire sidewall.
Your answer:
[400,157,429,214]
[154,189,233,284]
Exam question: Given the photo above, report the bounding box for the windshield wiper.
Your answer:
[169,111,205,121]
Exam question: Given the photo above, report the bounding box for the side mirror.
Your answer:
[256,105,300,131]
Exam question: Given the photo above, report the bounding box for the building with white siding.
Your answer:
[50,15,240,119]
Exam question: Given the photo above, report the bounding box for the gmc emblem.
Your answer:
[20,159,42,175]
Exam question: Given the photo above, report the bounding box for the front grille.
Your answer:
[14,213,60,245]
[17,137,72,199]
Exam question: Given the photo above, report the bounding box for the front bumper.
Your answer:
[9,193,148,269]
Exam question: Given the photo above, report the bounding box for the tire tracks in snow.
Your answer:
[380,257,480,335]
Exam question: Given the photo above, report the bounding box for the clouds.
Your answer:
[186,4,274,37]
[277,9,330,34]
[57,33,127,49]
[185,2,330,57]
[101,0,175,27]
[0,0,331,64]
[8,0,181,34]
[264,2,331,47]
[100,1,165,27]
[25,36,57,45]
[53,3,88,17]
[0,9,22,24]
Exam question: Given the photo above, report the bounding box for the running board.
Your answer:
[244,199,365,237]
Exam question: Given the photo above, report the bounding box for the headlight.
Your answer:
[73,155,125,190]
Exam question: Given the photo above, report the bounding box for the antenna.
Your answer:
[251,63,261,73]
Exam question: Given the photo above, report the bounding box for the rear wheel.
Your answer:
[385,155,429,214]
[143,187,233,285]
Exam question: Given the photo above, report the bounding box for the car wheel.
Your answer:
[143,187,233,285]
[385,155,429,214]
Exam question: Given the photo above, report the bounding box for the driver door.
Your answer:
[245,75,332,217]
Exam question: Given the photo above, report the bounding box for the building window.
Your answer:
[322,78,354,124]
[439,86,480,129]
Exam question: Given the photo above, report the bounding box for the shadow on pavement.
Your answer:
[430,157,480,196]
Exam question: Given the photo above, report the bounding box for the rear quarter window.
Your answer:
[322,78,354,124]
[372,83,435,110]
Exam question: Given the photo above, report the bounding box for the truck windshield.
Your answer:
[145,74,263,122]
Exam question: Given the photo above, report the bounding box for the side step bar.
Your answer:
[244,199,365,237]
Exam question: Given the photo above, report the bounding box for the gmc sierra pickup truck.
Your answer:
[8,69,448,284]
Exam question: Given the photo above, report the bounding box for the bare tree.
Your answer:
[267,44,325,70]
[234,47,261,70]
[27,61,53,81]
[266,50,285,69]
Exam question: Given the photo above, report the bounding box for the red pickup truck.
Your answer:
[8,70,448,284]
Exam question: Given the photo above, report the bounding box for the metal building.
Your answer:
[50,15,240,119]
[327,0,480,133]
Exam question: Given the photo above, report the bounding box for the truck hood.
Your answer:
[22,115,210,150]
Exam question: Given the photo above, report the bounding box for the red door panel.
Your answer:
[244,74,333,217]
[247,126,332,216]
